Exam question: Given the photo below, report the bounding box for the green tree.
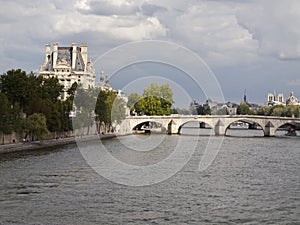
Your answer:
[26,98,61,132]
[0,93,12,144]
[283,105,299,117]
[257,106,272,116]
[270,105,285,117]
[25,113,49,142]
[56,100,73,132]
[39,76,64,103]
[143,83,161,98]
[0,69,29,110]
[73,86,96,134]
[237,103,255,115]
[95,89,126,132]
[129,83,174,116]
[127,93,141,113]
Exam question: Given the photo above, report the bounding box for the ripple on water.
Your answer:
[0,133,299,224]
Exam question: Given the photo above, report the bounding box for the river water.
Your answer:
[0,127,299,224]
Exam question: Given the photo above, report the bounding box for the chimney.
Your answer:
[53,43,58,68]
[72,43,77,70]
[80,44,88,70]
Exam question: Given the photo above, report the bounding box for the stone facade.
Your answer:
[39,43,96,100]
[267,92,299,106]
[286,91,300,106]
[267,93,285,106]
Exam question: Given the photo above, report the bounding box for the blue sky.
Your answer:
[0,0,300,106]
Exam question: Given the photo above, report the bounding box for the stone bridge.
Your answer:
[120,115,300,136]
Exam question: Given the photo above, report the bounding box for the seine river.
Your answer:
[0,126,299,224]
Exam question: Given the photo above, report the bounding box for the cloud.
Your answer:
[75,0,140,15]
[236,0,300,60]
[141,3,167,16]
[0,0,300,104]
[52,13,167,41]
[150,1,258,66]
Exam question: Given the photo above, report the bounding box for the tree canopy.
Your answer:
[95,89,126,132]
[0,69,73,139]
[128,83,174,116]
[237,103,255,115]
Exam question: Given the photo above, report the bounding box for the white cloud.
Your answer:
[1,0,300,103]
[148,1,259,66]
[52,13,167,41]
[75,0,140,15]
[236,0,300,60]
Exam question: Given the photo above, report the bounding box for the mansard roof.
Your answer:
[43,46,85,71]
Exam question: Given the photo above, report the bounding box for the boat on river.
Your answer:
[285,128,297,136]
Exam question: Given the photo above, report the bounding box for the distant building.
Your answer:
[286,91,300,106]
[204,99,238,115]
[39,43,96,100]
[266,93,285,106]
[242,91,260,112]
[266,91,299,106]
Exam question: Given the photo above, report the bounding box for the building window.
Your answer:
[268,95,273,102]
[66,80,71,88]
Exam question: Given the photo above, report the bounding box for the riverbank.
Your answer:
[0,133,118,154]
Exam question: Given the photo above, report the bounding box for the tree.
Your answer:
[129,83,174,116]
[95,89,126,133]
[127,93,141,113]
[0,93,12,144]
[270,105,285,117]
[256,105,300,118]
[56,101,73,132]
[73,86,96,134]
[0,69,29,110]
[143,83,174,105]
[237,103,255,115]
[257,106,272,116]
[39,76,64,103]
[25,113,49,142]
[111,95,126,124]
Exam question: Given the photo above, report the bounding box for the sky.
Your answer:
[0,0,300,106]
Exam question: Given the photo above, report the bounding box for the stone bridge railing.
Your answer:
[119,115,300,136]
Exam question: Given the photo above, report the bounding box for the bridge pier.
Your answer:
[167,120,179,134]
[264,122,276,137]
[214,119,226,136]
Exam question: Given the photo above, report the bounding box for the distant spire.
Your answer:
[243,89,247,103]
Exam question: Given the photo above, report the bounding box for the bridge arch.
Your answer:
[224,118,265,136]
[273,120,300,136]
[131,119,168,133]
[178,120,214,135]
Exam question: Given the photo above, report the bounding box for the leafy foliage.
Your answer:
[25,113,49,142]
[128,83,174,116]
[0,69,73,138]
[0,69,29,110]
[95,89,126,128]
[257,105,300,117]
[237,103,255,115]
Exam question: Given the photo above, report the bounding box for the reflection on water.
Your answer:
[0,127,299,224]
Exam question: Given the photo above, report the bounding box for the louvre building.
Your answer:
[39,43,96,100]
